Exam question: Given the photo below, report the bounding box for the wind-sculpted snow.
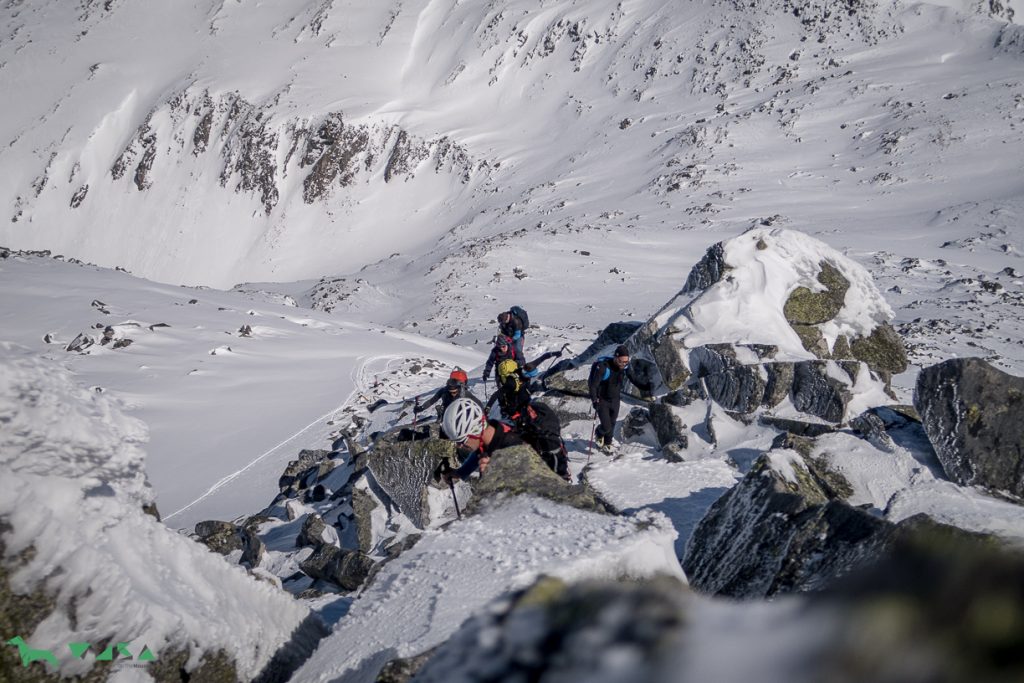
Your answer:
[0,348,321,680]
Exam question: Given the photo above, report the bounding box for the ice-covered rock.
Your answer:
[914,358,1024,498]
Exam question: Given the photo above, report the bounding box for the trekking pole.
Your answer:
[443,462,462,519]
[586,409,597,462]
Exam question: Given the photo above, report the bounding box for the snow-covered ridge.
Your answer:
[0,347,319,680]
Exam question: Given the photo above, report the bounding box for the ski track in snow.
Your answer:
[164,353,402,522]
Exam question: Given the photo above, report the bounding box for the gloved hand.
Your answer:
[592,399,601,410]
[413,405,422,415]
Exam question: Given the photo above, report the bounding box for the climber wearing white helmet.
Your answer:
[443,397,523,480]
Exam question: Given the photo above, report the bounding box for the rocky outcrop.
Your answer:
[388,520,1024,683]
[790,361,851,423]
[194,520,265,568]
[914,358,1024,498]
[278,449,335,496]
[469,445,610,514]
[106,89,481,215]
[683,450,889,599]
[368,437,456,529]
[690,345,767,414]
[682,241,727,293]
[647,403,688,454]
[298,544,374,592]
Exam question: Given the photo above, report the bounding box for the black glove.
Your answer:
[592,399,601,409]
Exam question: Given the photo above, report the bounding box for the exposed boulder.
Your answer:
[762,362,795,407]
[621,406,655,443]
[351,486,378,554]
[849,322,908,378]
[469,445,610,514]
[279,449,334,495]
[812,515,1024,683]
[573,321,643,365]
[297,514,330,549]
[683,450,890,599]
[194,520,265,567]
[650,332,690,390]
[790,361,850,423]
[298,544,374,592]
[647,403,688,452]
[368,437,456,529]
[914,358,1024,498]
[195,520,245,555]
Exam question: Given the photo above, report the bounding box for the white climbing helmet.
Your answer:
[442,398,485,443]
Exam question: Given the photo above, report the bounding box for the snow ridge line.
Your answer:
[164,354,389,523]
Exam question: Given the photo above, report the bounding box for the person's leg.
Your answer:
[605,397,621,447]
[596,400,615,445]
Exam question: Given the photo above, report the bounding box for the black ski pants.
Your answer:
[594,396,620,446]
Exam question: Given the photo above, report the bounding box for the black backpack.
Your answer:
[520,402,562,453]
[509,305,530,330]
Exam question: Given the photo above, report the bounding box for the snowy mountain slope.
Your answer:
[0,251,482,530]
[2,1,1022,308]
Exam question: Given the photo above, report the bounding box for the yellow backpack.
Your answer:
[497,359,521,392]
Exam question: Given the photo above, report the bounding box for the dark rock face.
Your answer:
[297,514,329,549]
[763,362,794,407]
[647,403,688,451]
[194,520,265,567]
[759,415,836,438]
[650,332,690,390]
[299,544,374,591]
[791,361,850,423]
[470,445,609,514]
[279,449,334,495]
[690,345,766,414]
[621,407,653,441]
[351,487,378,554]
[683,451,888,599]
[574,320,644,365]
[368,438,455,529]
[683,241,727,293]
[914,358,1024,498]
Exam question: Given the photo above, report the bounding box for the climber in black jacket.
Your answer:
[588,345,653,453]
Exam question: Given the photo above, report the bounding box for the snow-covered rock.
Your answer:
[0,348,324,681]
[914,357,1024,498]
[630,229,904,422]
